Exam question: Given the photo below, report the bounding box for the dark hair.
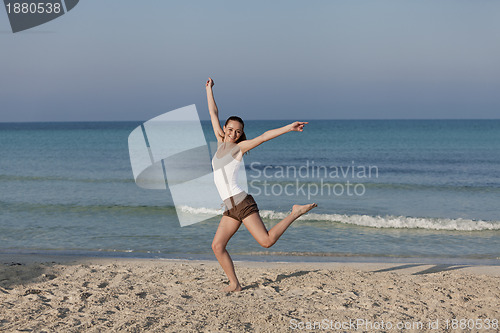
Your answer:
[224,116,246,143]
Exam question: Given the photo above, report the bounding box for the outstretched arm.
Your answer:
[238,121,309,154]
[206,78,224,142]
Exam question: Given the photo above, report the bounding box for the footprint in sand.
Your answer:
[80,292,92,301]
[136,292,147,299]
[98,282,109,288]
[57,307,70,319]
[24,289,42,296]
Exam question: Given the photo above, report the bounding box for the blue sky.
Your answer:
[1,0,499,121]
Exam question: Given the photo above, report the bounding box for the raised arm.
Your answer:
[238,121,309,154]
[206,78,225,142]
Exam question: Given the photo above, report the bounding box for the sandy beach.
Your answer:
[1,254,499,332]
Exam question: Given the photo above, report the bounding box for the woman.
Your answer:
[206,77,317,292]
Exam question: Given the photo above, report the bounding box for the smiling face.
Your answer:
[223,120,243,143]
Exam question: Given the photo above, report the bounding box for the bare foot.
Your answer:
[221,283,242,292]
[292,203,318,217]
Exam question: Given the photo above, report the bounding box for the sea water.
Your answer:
[0,120,499,262]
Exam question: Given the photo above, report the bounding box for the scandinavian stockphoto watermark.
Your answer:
[3,0,79,33]
[128,107,376,225]
[249,161,378,200]
[289,318,499,331]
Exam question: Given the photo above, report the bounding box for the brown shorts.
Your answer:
[223,193,259,222]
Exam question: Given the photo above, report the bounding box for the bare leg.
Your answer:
[212,216,243,292]
[242,203,317,248]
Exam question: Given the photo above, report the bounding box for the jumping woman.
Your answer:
[206,77,317,292]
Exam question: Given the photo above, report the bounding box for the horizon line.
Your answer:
[2,118,500,124]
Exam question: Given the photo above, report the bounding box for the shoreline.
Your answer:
[1,249,499,266]
[2,253,500,277]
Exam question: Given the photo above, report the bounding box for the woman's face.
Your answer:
[223,120,243,143]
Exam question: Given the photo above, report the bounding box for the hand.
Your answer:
[206,77,214,89]
[289,121,308,132]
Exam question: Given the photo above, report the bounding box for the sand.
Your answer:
[1,254,499,332]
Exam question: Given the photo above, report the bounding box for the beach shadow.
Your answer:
[413,264,471,275]
[0,254,85,289]
[242,270,319,290]
[373,264,423,273]
[0,261,55,289]
[372,264,471,275]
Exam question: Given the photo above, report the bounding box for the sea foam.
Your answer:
[179,206,500,231]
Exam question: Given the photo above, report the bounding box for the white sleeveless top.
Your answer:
[211,143,245,201]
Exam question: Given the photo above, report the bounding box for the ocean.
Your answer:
[0,119,499,263]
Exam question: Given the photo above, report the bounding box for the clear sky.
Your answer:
[1,0,499,121]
